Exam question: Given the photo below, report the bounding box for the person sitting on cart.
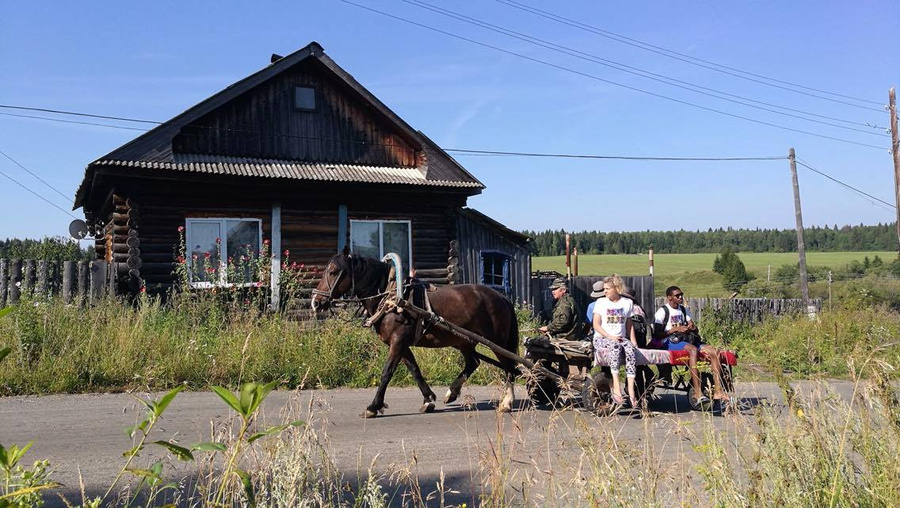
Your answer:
[592,275,639,407]
[653,286,729,404]
[539,277,580,340]
[585,280,604,324]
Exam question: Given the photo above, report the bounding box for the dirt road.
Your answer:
[1,381,853,506]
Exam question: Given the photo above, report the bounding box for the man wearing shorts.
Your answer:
[654,286,728,404]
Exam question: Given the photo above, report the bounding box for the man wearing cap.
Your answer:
[539,277,579,340]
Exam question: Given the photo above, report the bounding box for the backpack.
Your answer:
[631,313,649,348]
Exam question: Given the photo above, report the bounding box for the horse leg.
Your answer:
[497,359,517,413]
[400,348,437,413]
[444,347,480,404]
[364,339,406,418]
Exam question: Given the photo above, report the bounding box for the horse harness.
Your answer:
[363,269,438,346]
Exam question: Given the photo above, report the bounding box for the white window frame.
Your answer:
[349,219,413,270]
[185,218,263,288]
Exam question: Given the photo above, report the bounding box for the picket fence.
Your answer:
[655,297,822,324]
[0,258,120,308]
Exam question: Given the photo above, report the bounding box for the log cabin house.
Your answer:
[74,42,532,310]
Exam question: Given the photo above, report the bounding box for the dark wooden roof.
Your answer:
[459,208,531,246]
[74,41,484,209]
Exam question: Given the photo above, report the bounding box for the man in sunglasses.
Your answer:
[653,286,728,405]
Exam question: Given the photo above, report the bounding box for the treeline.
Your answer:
[0,237,93,262]
[522,223,898,256]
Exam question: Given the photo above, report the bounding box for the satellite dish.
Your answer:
[69,219,89,240]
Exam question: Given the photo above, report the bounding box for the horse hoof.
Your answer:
[420,402,435,413]
[497,404,512,414]
[444,389,458,405]
[362,409,379,419]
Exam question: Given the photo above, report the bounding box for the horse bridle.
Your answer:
[311,256,360,307]
[311,267,346,305]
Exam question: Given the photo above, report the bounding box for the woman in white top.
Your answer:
[592,274,639,406]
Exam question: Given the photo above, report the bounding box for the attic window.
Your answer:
[294,86,316,111]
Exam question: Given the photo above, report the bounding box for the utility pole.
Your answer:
[790,148,811,307]
[890,88,900,258]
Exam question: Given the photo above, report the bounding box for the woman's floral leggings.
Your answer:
[593,335,637,378]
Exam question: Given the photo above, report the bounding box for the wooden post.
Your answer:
[62,261,75,304]
[790,148,811,308]
[77,260,89,304]
[23,260,36,295]
[565,234,571,278]
[9,260,22,305]
[90,261,107,303]
[573,247,579,276]
[648,245,654,277]
[37,260,49,298]
[270,201,282,311]
[890,88,900,257]
[0,259,7,308]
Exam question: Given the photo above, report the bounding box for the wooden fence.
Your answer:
[0,259,119,308]
[654,297,823,324]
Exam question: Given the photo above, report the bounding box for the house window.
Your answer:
[294,86,316,111]
[481,251,511,293]
[350,220,412,273]
[185,218,262,287]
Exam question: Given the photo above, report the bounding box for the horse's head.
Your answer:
[311,249,354,312]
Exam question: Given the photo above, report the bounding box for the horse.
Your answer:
[311,249,520,418]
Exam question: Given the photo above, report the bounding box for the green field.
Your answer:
[533,251,896,297]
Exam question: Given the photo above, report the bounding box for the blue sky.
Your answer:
[1,1,897,241]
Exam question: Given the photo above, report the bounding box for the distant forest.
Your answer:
[521,223,899,256]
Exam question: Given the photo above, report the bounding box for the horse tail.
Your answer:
[506,298,520,356]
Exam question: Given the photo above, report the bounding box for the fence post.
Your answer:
[0,259,9,309]
[77,260,89,305]
[0,259,7,308]
[23,260,36,295]
[37,260,49,298]
[62,261,75,304]
[90,261,107,304]
[9,260,22,305]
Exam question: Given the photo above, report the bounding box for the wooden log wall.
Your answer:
[0,259,117,307]
[94,194,143,295]
[653,297,824,325]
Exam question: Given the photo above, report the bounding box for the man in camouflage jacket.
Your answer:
[539,277,580,340]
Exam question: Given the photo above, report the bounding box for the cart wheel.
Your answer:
[581,374,615,416]
[687,373,715,411]
[527,362,561,406]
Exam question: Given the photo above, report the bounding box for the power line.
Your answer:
[444,148,786,161]
[795,158,896,210]
[0,105,789,161]
[497,0,885,110]
[404,0,888,137]
[341,1,888,151]
[0,149,75,203]
[0,112,149,132]
[0,151,78,220]
[0,104,160,125]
